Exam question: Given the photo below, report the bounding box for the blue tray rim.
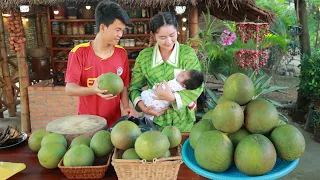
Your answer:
[182,138,299,180]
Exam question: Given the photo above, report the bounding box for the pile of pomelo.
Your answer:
[190,73,306,176]
[28,129,114,169]
[28,121,182,169]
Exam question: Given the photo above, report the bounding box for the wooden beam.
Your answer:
[36,13,43,47]
[16,13,31,132]
[0,12,15,117]
[189,4,199,49]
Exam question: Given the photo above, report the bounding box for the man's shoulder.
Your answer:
[71,42,91,53]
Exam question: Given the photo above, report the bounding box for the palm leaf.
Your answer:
[253,75,267,88]
[263,98,284,108]
[257,86,288,97]
[206,101,215,110]
[278,112,289,122]
[218,73,227,82]
[205,88,219,104]
[260,76,273,89]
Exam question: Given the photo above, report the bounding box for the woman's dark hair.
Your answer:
[184,70,204,90]
[149,12,178,33]
[95,0,130,29]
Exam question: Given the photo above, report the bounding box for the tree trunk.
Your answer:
[315,19,320,49]
[16,14,31,133]
[189,5,199,50]
[295,0,311,56]
[0,12,15,117]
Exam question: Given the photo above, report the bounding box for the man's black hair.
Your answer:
[184,70,204,90]
[95,0,130,29]
[149,12,178,33]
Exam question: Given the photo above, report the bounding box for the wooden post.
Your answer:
[36,13,43,47]
[16,13,31,132]
[189,5,199,50]
[0,12,16,117]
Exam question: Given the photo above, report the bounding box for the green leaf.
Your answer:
[218,74,227,82]
[253,75,266,88]
[260,76,273,89]
[263,98,284,107]
[206,101,215,110]
[196,112,205,118]
[205,88,219,104]
[256,86,288,97]
[278,112,289,122]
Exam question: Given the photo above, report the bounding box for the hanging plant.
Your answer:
[236,22,269,45]
[7,12,26,52]
[234,49,269,72]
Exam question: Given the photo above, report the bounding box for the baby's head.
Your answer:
[177,70,204,90]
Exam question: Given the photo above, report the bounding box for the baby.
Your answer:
[141,69,204,120]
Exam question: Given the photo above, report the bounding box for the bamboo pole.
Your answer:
[189,5,198,50]
[16,13,31,133]
[0,12,15,117]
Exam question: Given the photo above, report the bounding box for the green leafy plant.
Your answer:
[299,53,320,101]
[312,109,320,128]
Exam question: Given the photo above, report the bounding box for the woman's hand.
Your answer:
[92,77,117,100]
[137,101,168,117]
[154,81,175,102]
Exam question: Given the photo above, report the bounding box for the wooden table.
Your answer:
[0,134,208,180]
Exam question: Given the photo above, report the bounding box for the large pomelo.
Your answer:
[270,125,305,161]
[162,126,181,148]
[245,98,278,134]
[41,133,67,148]
[134,131,170,161]
[90,130,113,157]
[37,142,66,169]
[189,119,215,149]
[195,130,233,173]
[98,73,124,95]
[201,109,213,120]
[70,135,91,148]
[228,127,251,147]
[111,121,142,150]
[63,144,95,167]
[217,95,228,104]
[28,129,50,152]
[223,73,254,105]
[235,134,276,176]
[212,101,244,133]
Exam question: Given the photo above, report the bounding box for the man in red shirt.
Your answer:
[65,0,135,127]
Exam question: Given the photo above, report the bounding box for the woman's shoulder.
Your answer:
[179,44,196,53]
[139,46,154,55]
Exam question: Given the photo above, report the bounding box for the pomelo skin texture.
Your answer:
[122,148,141,160]
[228,127,251,147]
[235,134,277,176]
[98,73,124,95]
[270,125,306,161]
[111,121,142,150]
[70,135,91,148]
[189,119,215,149]
[245,98,279,134]
[212,101,244,133]
[162,126,182,148]
[90,130,113,157]
[134,131,170,161]
[223,73,254,105]
[37,142,66,169]
[28,129,50,152]
[41,133,67,148]
[195,130,234,173]
[63,144,95,167]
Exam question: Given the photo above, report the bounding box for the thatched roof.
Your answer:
[0,0,275,23]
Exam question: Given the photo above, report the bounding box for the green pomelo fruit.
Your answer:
[70,135,91,148]
[63,144,95,167]
[98,72,124,95]
[90,130,113,157]
[111,121,142,150]
[212,101,244,133]
[37,142,66,169]
[223,73,254,105]
[162,126,181,148]
[245,98,279,134]
[41,133,67,148]
[270,125,305,161]
[134,131,170,161]
[195,130,234,173]
[228,127,251,147]
[189,119,215,149]
[235,134,277,176]
[122,148,141,160]
[28,129,50,152]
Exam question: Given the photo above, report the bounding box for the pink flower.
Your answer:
[220,29,236,46]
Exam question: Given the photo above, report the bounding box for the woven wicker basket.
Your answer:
[111,145,183,180]
[58,152,112,179]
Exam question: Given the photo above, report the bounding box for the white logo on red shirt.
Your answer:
[117,67,123,76]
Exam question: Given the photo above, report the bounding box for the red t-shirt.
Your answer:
[65,42,130,127]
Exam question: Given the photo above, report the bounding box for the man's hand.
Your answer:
[92,77,117,100]
[121,107,137,117]
[154,81,175,102]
